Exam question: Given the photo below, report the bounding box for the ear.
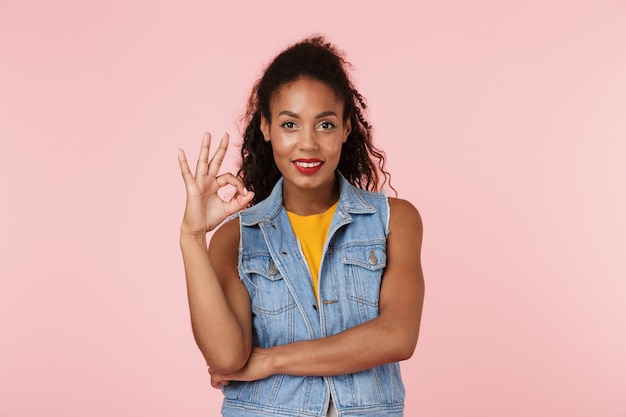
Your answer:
[342,118,352,143]
[260,116,271,142]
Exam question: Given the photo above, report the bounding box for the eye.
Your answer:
[281,121,296,129]
[319,121,335,130]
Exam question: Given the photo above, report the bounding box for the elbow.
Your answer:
[209,355,248,375]
[196,337,251,374]
[393,338,418,362]
[386,324,419,362]
[203,345,250,374]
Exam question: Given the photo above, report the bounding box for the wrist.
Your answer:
[265,345,283,376]
[179,228,208,245]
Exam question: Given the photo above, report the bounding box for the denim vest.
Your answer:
[221,173,405,417]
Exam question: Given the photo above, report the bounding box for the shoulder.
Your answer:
[211,216,240,244]
[388,197,421,218]
[208,217,240,266]
[387,197,423,241]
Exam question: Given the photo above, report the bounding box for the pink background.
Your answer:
[1,1,625,416]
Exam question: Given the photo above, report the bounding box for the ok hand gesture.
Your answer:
[178,132,254,235]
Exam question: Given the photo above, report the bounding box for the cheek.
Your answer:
[328,138,345,156]
[270,139,293,162]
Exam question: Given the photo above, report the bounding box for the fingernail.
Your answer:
[243,187,249,195]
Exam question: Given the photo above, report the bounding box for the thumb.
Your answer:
[235,190,255,208]
[224,190,254,214]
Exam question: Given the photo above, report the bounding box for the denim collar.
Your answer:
[240,172,377,226]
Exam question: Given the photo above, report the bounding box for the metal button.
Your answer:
[268,259,277,275]
[368,250,378,265]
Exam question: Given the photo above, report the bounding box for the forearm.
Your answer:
[267,314,417,377]
[180,232,249,373]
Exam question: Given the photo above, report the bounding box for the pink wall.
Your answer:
[1,1,625,416]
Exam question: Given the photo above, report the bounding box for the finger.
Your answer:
[177,148,195,186]
[207,132,229,178]
[228,188,255,209]
[214,173,254,211]
[195,132,212,178]
[210,372,229,389]
[234,190,255,209]
[217,190,254,219]
[214,172,246,191]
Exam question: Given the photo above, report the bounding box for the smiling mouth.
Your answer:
[294,161,322,168]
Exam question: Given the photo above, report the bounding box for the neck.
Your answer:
[282,177,339,216]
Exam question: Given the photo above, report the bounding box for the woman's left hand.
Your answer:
[208,347,273,389]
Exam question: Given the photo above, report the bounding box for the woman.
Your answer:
[178,36,424,416]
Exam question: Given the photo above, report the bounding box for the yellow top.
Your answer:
[286,202,338,302]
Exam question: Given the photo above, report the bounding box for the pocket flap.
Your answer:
[241,255,283,281]
[342,244,387,270]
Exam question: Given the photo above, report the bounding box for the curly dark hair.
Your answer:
[238,35,392,205]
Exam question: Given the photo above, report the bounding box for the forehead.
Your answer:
[270,77,344,115]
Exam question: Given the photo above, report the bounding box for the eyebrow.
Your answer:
[278,110,338,118]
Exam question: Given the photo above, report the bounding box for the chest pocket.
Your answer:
[240,254,297,347]
[342,243,387,320]
[240,254,295,315]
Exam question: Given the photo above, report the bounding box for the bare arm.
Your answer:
[210,197,424,385]
[178,132,254,374]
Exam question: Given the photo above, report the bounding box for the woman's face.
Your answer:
[261,76,351,198]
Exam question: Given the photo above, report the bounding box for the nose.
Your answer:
[298,126,319,151]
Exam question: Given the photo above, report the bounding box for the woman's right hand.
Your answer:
[178,132,254,236]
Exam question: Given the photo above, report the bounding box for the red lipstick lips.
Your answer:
[293,159,323,174]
